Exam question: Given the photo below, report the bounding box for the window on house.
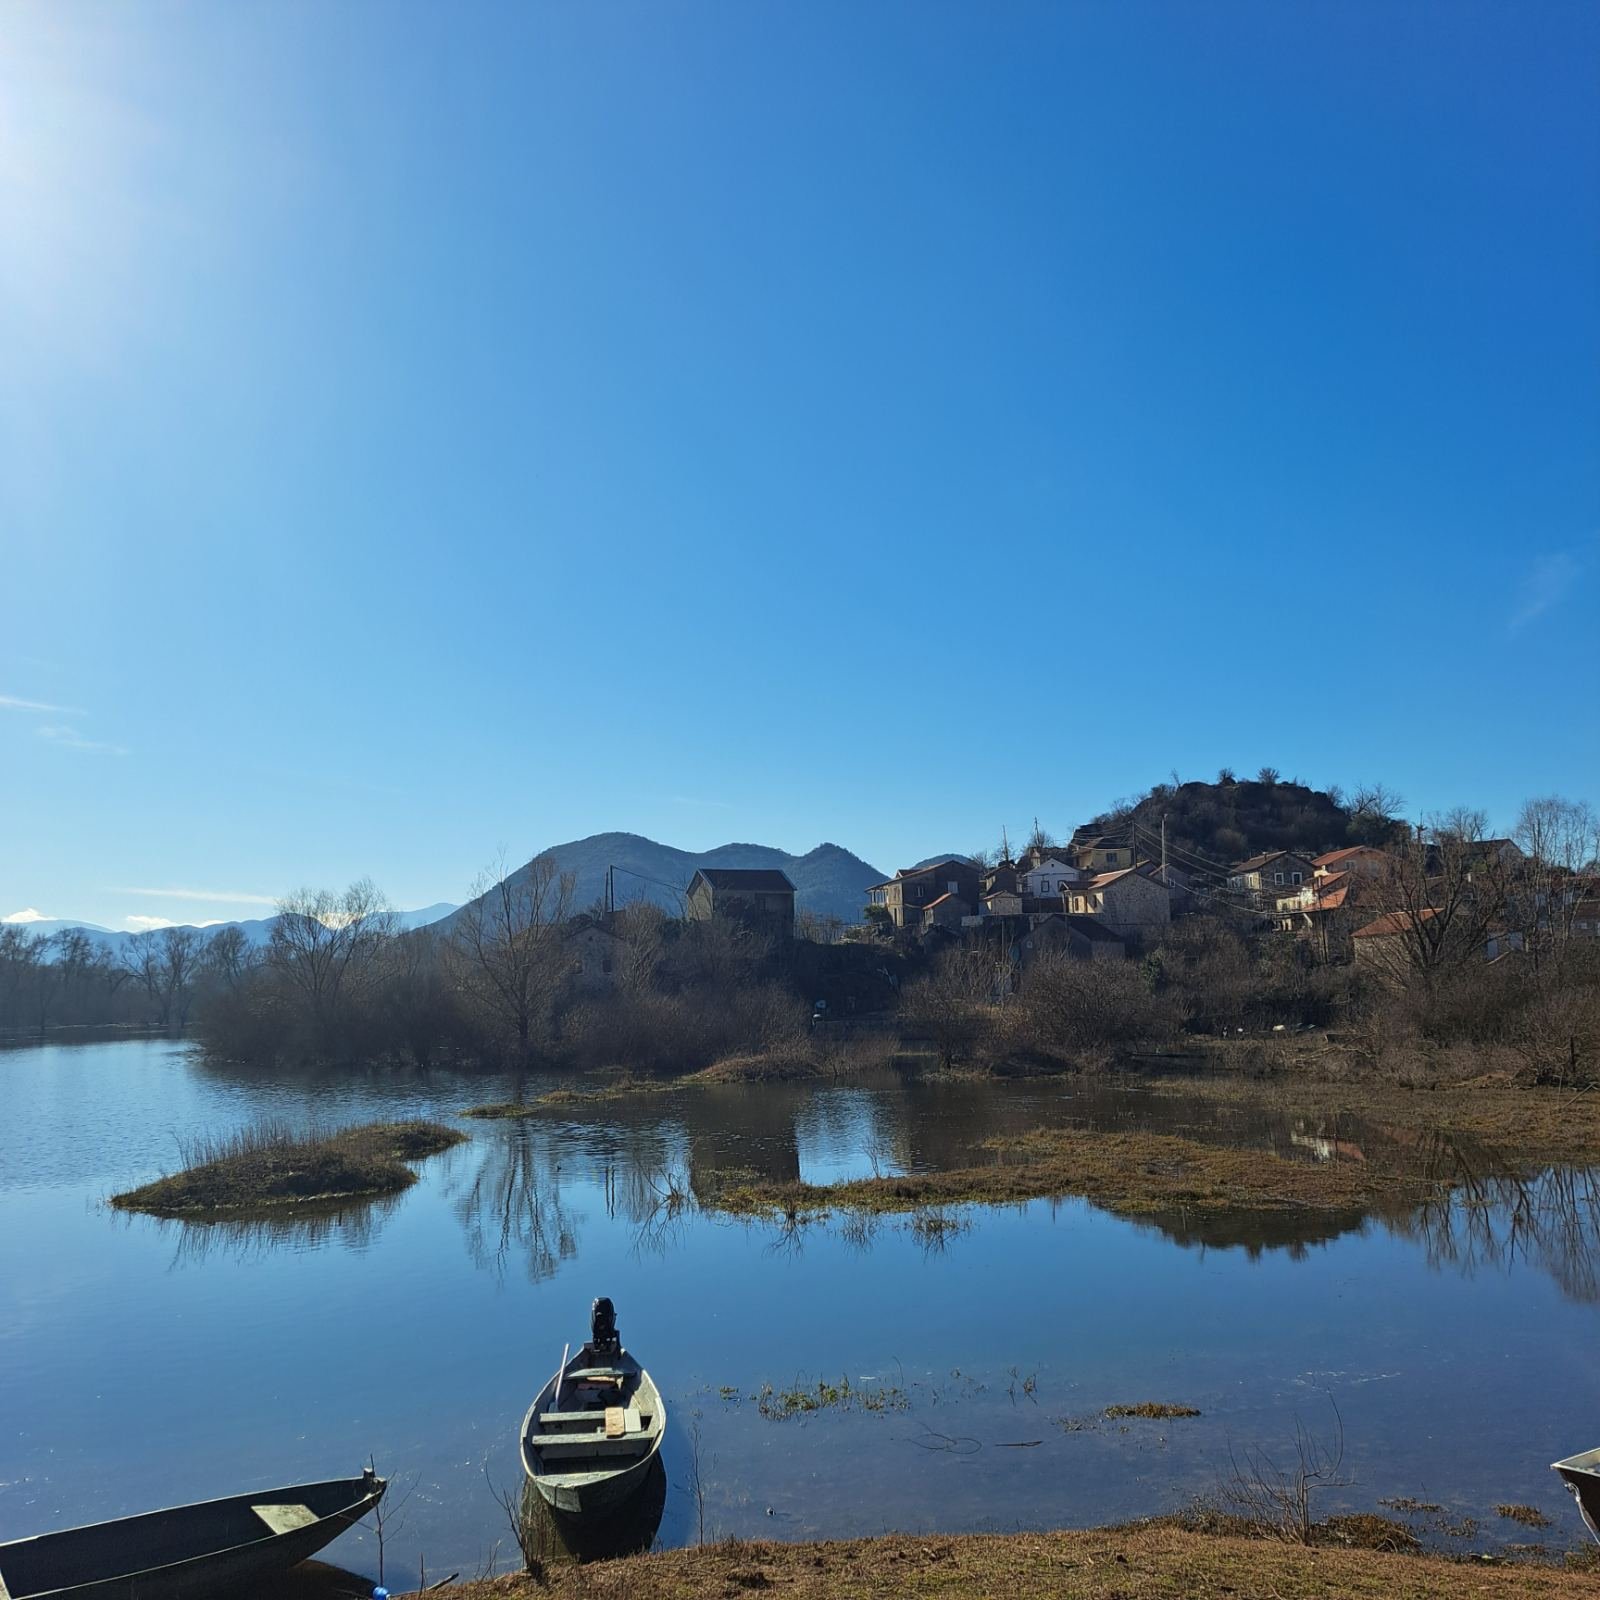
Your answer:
[1274,872,1285,885]
[1106,852,1118,864]
[602,958,612,974]
[1291,872,1302,884]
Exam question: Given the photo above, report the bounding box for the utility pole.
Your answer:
[1162,815,1169,886]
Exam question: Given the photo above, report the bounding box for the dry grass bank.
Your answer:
[702,1123,1424,1221]
[1144,1068,1600,1166]
[416,1526,1598,1600]
[110,1119,465,1215]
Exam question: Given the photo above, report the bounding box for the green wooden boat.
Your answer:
[0,1470,384,1600]
[520,1299,665,1516]
[1553,1447,1600,1545]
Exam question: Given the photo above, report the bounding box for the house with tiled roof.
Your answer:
[864,858,982,930]
[1227,850,1316,906]
[1064,867,1171,945]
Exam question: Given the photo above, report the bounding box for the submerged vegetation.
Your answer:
[754,1373,910,1420]
[110,1119,465,1216]
[1105,1402,1202,1419]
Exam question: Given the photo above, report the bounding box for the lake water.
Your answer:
[3,1037,1599,1584]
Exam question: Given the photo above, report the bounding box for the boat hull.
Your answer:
[521,1343,665,1518]
[530,1447,657,1516]
[1553,1448,1600,1546]
[0,1473,384,1600]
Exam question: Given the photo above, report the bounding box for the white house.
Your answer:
[1020,856,1081,899]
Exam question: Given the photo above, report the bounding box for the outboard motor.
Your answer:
[591,1296,620,1358]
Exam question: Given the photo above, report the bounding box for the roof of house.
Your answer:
[1313,846,1385,869]
[691,869,796,893]
[1352,907,1440,939]
[1231,850,1310,874]
[924,892,968,910]
[1085,867,1151,889]
[1062,915,1124,942]
[865,858,974,891]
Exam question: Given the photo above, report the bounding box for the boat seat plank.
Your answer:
[539,1410,610,1427]
[566,1367,626,1380]
[253,1504,319,1535]
[534,1433,654,1459]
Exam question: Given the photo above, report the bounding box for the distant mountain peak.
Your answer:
[445,833,886,926]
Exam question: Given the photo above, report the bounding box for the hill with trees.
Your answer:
[1084,771,1409,874]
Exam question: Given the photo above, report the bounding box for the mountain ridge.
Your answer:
[444,832,885,926]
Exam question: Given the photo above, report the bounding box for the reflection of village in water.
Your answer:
[437,1076,1600,1305]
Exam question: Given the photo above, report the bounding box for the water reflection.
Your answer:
[122,1195,405,1266]
[451,1079,1600,1304]
[1399,1165,1600,1304]
[452,1126,579,1282]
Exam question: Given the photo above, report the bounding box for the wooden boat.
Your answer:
[521,1298,665,1515]
[0,1470,385,1600]
[1553,1447,1600,1545]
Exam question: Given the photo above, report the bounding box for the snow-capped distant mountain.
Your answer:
[10,902,458,955]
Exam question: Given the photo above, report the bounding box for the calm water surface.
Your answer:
[3,1038,1599,1582]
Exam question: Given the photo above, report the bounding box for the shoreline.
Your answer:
[402,1523,1600,1599]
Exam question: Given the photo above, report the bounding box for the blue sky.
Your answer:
[2,0,1596,930]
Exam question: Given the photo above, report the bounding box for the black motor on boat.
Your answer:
[591,1296,620,1357]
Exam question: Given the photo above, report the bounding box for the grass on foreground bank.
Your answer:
[110,1119,466,1216]
[699,1123,1427,1223]
[408,1525,1600,1600]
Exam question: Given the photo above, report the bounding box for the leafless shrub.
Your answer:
[1220,1397,1351,1543]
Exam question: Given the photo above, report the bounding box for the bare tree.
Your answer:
[613,900,668,995]
[1348,782,1405,845]
[1362,809,1511,988]
[448,853,575,1061]
[900,947,995,1068]
[267,879,396,1026]
[202,924,255,992]
[1514,795,1598,958]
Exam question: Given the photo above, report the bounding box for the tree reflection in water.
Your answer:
[454,1125,578,1283]
[1397,1160,1600,1304]
[453,1093,1600,1306]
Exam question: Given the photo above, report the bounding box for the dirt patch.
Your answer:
[1104,1402,1202,1419]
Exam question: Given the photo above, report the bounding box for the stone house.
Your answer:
[865,858,982,930]
[1227,850,1316,906]
[685,868,796,939]
[1311,846,1393,884]
[564,915,625,994]
[1066,867,1170,944]
[1020,914,1125,963]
